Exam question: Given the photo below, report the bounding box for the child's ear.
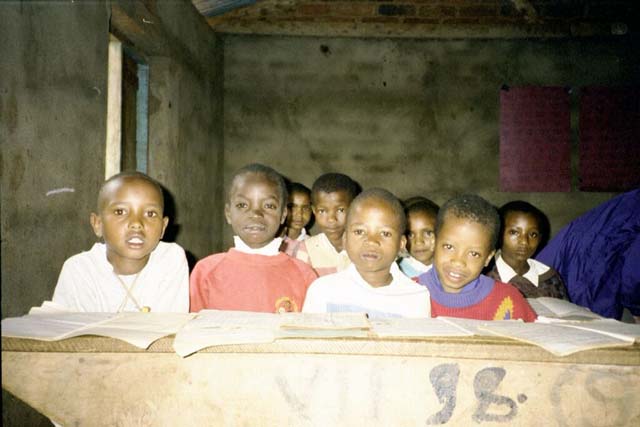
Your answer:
[399,235,407,252]
[484,249,496,267]
[280,206,288,225]
[224,204,232,225]
[89,213,103,238]
[160,216,169,238]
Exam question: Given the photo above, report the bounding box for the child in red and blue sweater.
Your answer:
[417,194,536,322]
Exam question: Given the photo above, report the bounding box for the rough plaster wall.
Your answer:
[0,2,109,425]
[146,1,225,262]
[223,35,638,241]
[1,1,223,423]
[0,2,109,316]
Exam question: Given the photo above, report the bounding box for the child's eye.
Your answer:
[265,203,277,210]
[443,243,452,250]
[337,208,345,213]
[407,232,415,239]
[146,211,158,218]
[469,251,481,258]
[424,230,434,237]
[317,209,326,214]
[509,229,519,236]
[235,202,247,209]
[381,231,392,238]
[114,208,125,215]
[530,232,539,238]
[353,229,365,236]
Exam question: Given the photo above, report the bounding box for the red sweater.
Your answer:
[190,249,317,313]
[418,268,537,322]
[430,281,537,322]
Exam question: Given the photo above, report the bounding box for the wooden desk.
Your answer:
[3,335,640,426]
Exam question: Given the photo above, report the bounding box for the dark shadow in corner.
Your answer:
[161,185,198,272]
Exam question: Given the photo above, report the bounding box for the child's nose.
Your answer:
[450,253,465,266]
[129,215,143,229]
[250,207,264,217]
[365,235,380,246]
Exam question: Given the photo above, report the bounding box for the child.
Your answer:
[398,198,439,280]
[303,189,430,318]
[52,171,189,312]
[486,201,568,299]
[296,173,360,276]
[417,194,537,322]
[190,164,317,313]
[280,182,312,257]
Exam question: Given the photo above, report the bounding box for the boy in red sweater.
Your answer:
[417,194,536,322]
[189,164,317,313]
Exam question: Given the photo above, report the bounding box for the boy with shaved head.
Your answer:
[52,171,189,312]
[303,188,430,318]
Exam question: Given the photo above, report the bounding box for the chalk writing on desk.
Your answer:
[551,366,634,427]
[427,364,524,425]
[426,363,459,424]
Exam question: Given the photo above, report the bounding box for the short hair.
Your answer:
[403,196,428,208]
[436,194,500,249]
[311,173,360,204]
[227,163,288,206]
[288,182,311,200]
[406,198,440,219]
[498,200,551,248]
[347,188,406,233]
[98,171,164,211]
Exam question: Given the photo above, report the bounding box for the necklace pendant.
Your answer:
[141,306,151,313]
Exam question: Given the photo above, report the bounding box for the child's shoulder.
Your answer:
[307,268,349,289]
[191,251,230,274]
[151,241,186,258]
[284,253,319,279]
[492,279,529,301]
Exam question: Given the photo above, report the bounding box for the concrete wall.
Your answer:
[1,3,109,425]
[1,0,222,424]
[144,0,225,264]
[222,34,639,242]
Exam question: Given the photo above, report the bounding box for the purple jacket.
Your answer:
[537,189,640,319]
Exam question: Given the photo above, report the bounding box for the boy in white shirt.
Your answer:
[303,188,430,318]
[52,171,189,312]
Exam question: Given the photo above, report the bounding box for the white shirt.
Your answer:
[495,252,550,287]
[52,241,189,312]
[302,263,431,318]
[233,236,282,256]
[295,228,309,241]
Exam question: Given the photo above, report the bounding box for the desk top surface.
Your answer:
[3,335,639,366]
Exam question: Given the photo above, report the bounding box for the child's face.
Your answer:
[90,178,168,275]
[225,173,286,249]
[433,214,495,293]
[406,211,437,265]
[501,211,541,267]
[286,191,312,231]
[312,190,352,242]
[345,198,406,287]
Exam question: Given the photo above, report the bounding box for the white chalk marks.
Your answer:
[46,188,75,197]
